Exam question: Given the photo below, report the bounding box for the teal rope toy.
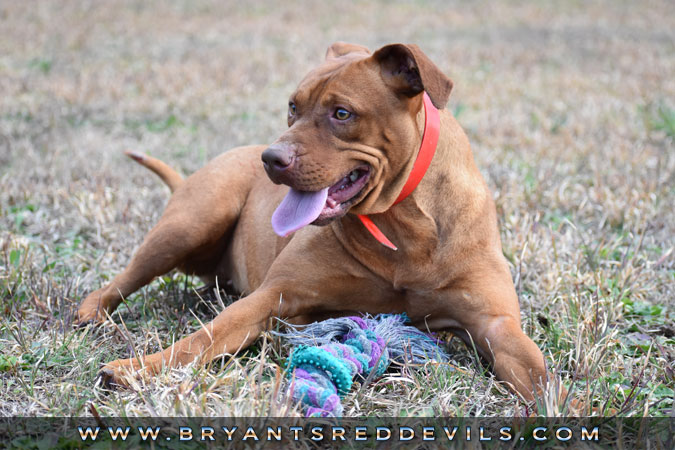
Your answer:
[278,314,450,417]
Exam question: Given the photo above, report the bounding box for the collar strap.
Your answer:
[357,92,440,250]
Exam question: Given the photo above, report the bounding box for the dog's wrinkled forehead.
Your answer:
[291,51,376,107]
[285,42,454,129]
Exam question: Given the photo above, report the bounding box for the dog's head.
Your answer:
[263,42,453,237]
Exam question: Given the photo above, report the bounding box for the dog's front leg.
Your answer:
[465,314,549,401]
[97,229,394,388]
[99,286,286,387]
[445,265,550,403]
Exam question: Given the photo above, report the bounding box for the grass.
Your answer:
[0,0,673,418]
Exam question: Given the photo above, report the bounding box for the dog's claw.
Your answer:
[73,317,96,329]
[97,357,150,390]
[97,365,130,390]
[73,308,108,329]
[97,367,118,390]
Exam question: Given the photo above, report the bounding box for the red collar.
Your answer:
[357,92,440,250]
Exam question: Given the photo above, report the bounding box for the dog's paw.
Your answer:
[97,359,140,389]
[97,355,167,390]
[97,366,126,390]
[73,307,107,328]
[567,397,617,416]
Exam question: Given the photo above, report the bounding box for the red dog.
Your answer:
[77,43,551,405]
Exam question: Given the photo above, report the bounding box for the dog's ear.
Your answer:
[325,42,371,60]
[372,43,453,109]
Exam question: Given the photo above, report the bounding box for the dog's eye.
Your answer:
[334,108,351,120]
[288,102,297,117]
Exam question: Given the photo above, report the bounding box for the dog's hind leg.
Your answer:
[75,146,265,325]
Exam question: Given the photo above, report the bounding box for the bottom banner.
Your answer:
[1,416,673,449]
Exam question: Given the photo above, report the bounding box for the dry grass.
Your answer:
[0,0,673,418]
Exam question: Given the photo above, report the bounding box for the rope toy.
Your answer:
[278,314,450,417]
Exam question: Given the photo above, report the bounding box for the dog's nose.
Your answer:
[262,146,295,183]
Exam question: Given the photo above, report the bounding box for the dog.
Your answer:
[76,42,551,404]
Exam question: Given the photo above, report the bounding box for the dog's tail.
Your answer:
[124,150,184,192]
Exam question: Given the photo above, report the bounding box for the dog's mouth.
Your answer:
[271,165,371,237]
[316,165,371,224]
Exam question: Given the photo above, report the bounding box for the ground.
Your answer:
[0,0,673,417]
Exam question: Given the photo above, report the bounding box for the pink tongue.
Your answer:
[272,187,329,237]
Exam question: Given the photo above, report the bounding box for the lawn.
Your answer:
[0,0,673,419]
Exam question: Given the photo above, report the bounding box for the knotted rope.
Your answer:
[278,314,449,417]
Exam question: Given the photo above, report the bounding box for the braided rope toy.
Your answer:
[278,314,450,417]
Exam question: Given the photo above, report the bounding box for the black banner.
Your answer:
[1,416,673,449]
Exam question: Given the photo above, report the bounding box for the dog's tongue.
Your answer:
[272,187,328,237]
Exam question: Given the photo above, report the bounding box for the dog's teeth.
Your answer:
[327,198,337,208]
[349,170,359,182]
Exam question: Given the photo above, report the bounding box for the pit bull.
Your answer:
[76,42,551,404]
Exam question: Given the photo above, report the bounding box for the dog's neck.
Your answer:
[356,93,439,250]
[333,98,488,266]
